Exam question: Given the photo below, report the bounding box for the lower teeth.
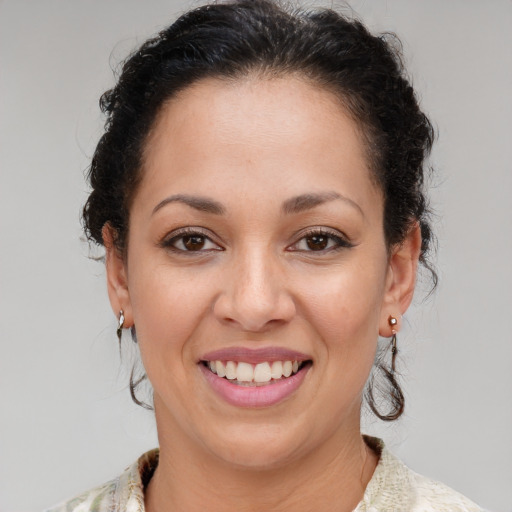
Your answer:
[229,377,290,386]
[232,380,276,387]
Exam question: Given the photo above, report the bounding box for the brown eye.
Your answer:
[305,234,329,251]
[162,229,223,253]
[183,235,206,251]
[288,228,353,253]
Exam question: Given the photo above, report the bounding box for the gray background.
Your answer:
[1,1,511,511]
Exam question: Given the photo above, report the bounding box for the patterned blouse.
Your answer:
[46,437,484,512]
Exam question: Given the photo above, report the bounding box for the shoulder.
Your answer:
[44,479,117,512]
[44,449,159,512]
[406,469,485,512]
[357,437,485,512]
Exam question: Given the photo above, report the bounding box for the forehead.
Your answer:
[138,75,381,217]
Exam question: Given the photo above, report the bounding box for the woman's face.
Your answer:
[106,76,417,468]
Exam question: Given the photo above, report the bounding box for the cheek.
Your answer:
[127,258,214,365]
[292,255,388,386]
[299,261,385,333]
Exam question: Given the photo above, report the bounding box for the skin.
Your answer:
[104,76,421,512]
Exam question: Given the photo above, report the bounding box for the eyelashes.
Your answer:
[289,228,353,252]
[160,226,354,256]
[160,227,223,253]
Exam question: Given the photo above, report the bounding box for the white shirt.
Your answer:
[46,437,484,512]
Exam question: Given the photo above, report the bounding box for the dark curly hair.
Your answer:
[83,0,436,420]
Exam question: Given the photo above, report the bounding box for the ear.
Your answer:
[102,224,133,328]
[379,222,422,336]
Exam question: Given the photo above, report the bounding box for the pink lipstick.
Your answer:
[199,347,312,408]
[200,347,310,364]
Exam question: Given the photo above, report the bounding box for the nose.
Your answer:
[213,246,296,333]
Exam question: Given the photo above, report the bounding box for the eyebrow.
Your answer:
[152,191,363,217]
[152,194,226,216]
[281,191,363,217]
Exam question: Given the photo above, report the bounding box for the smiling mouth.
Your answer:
[201,360,310,387]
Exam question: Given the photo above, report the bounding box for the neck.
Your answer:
[145,405,378,512]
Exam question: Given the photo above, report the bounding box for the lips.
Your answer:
[201,347,311,364]
[199,347,312,407]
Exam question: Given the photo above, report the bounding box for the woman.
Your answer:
[47,1,483,510]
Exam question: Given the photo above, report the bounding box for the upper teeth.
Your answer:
[207,360,301,383]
